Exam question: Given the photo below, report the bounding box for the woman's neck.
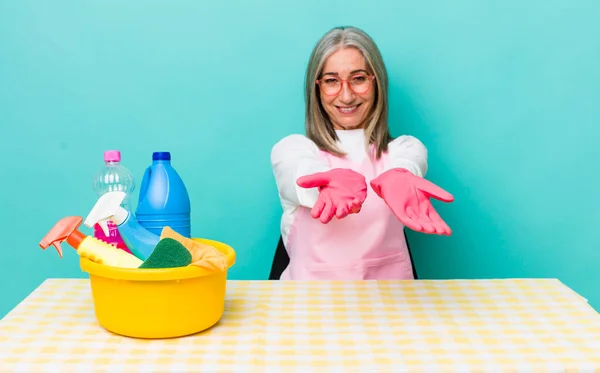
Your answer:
[334,128,366,163]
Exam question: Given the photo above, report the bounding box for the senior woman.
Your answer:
[270,26,454,281]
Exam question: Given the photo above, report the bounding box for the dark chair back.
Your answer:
[268,231,418,280]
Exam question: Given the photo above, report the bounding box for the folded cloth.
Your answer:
[160,226,228,272]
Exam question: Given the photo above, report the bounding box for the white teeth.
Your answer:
[339,105,357,113]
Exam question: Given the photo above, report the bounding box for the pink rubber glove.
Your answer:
[370,168,454,235]
[297,168,367,224]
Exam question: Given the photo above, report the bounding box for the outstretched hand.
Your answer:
[370,168,454,235]
[297,168,367,224]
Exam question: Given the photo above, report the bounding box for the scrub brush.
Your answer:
[139,238,192,269]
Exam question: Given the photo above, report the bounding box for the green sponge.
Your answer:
[139,238,192,269]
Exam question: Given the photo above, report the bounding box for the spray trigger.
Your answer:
[51,242,63,258]
[38,216,85,259]
[84,191,126,229]
[98,219,110,237]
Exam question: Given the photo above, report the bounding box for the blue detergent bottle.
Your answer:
[135,151,191,237]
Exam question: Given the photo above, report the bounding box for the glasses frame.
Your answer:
[316,73,376,96]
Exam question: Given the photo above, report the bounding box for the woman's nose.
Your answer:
[339,82,355,103]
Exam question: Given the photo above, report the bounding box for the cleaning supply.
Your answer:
[92,150,136,253]
[84,191,159,261]
[139,238,192,269]
[136,151,191,237]
[161,226,227,272]
[79,238,237,339]
[39,216,143,268]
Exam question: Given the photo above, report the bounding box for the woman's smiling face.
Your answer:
[318,47,375,130]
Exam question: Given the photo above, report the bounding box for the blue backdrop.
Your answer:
[1,0,599,317]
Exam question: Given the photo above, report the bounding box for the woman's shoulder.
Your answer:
[273,133,315,146]
[387,134,427,153]
[271,134,319,156]
[389,134,426,146]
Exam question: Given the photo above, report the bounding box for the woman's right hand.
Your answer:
[296,168,367,224]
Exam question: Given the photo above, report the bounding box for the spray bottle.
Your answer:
[39,216,143,268]
[84,191,159,261]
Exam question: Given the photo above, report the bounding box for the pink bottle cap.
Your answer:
[104,150,121,162]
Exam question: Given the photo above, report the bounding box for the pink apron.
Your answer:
[281,146,414,281]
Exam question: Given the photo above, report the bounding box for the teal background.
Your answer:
[1,0,599,318]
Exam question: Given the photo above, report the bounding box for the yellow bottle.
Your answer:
[39,216,142,268]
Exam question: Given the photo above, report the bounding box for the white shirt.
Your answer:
[270,129,428,245]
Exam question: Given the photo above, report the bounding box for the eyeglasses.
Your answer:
[316,73,375,96]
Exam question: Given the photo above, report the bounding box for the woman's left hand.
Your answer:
[370,168,454,235]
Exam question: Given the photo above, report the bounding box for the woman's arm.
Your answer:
[384,135,428,177]
[271,134,331,209]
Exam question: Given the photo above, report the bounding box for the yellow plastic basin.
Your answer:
[79,238,236,339]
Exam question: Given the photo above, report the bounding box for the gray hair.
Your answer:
[305,26,392,159]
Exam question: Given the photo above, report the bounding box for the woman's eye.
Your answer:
[352,75,367,83]
[324,78,339,84]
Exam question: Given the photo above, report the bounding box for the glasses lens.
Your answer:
[321,77,340,95]
[350,74,371,94]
